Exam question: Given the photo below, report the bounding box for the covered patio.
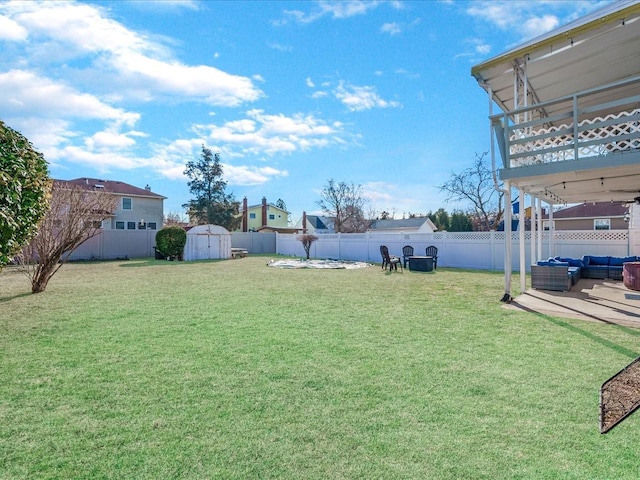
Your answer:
[506,278,640,328]
[471,0,640,303]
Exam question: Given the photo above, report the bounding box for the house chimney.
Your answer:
[242,197,248,232]
[145,184,151,191]
[302,211,307,233]
[261,197,267,227]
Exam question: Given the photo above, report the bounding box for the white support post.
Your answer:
[536,197,543,261]
[530,194,536,266]
[519,188,526,293]
[549,206,555,257]
[504,181,512,299]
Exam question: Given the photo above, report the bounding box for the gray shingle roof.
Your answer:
[59,178,166,199]
[369,218,429,230]
[544,202,628,219]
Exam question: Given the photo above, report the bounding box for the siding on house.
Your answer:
[61,177,166,231]
[543,202,629,231]
[239,197,289,231]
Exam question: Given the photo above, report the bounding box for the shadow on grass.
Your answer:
[0,292,32,303]
[517,303,640,359]
[118,258,225,268]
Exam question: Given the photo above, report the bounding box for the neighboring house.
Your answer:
[239,197,289,232]
[368,217,436,233]
[62,177,166,231]
[294,214,335,234]
[542,202,629,231]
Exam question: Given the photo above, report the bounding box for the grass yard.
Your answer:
[1,256,640,479]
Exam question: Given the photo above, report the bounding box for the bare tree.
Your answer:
[316,179,369,233]
[18,182,118,293]
[297,234,318,259]
[438,152,504,231]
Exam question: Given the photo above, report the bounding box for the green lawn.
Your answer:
[1,256,639,479]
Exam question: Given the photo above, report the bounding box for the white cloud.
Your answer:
[306,77,315,88]
[334,81,401,112]
[465,1,601,41]
[279,0,381,24]
[0,1,263,106]
[522,14,559,39]
[0,70,137,121]
[268,42,293,52]
[111,52,262,106]
[148,138,289,185]
[0,14,27,40]
[195,109,344,156]
[223,164,289,186]
[381,22,401,36]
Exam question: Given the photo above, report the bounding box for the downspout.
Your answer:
[483,82,512,303]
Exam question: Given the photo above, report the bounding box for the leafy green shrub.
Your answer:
[0,120,51,269]
[155,226,186,260]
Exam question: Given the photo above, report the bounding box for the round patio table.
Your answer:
[623,262,640,291]
[408,256,434,272]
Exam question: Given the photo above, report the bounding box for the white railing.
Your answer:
[275,230,630,272]
[491,75,640,168]
[509,108,640,166]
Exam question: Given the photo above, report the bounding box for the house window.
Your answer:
[116,221,124,230]
[122,197,132,210]
[147,222,157,230]
[127,221,136,230]
[249,213,256,219]
[269,214,275,220]
[138,221,146,230]
[594,219,610,230]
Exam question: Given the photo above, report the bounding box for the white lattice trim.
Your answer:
[509,109,640,166]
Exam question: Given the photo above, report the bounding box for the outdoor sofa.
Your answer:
[531,255,640,291]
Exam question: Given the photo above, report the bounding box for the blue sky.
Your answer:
[0,0,613,223]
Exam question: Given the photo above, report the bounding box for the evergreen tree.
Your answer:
[183,146,241,231]
[449,210,474,232]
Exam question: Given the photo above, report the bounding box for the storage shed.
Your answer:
[183,225,232,261]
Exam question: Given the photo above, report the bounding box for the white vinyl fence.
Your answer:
[65,229,634,272]
[276,230,632,272]
[68,229,156,261]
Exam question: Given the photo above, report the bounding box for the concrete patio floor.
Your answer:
[504,279,640,328]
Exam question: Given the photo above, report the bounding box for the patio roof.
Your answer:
[471,0,640,206]
[471,1,640,117]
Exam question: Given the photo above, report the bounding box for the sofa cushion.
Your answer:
[583,255,610,266]
[609,256,638,266]
[558,257,584,268]
[537,261,569,267]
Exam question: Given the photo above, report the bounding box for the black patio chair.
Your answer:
[425,245,438,269]
[402,245,414,268]
[380,245,403,272]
